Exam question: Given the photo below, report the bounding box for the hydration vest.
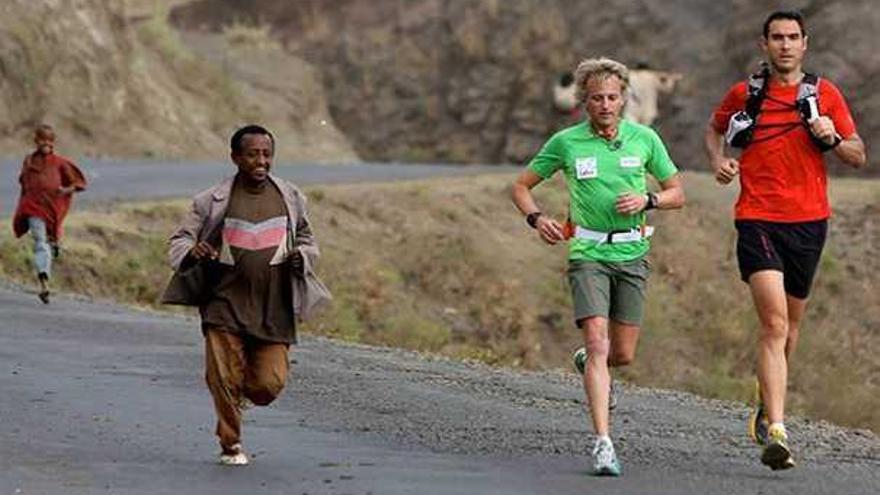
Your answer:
[724,64,833,151]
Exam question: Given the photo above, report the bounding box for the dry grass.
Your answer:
[0,171,878,431]
[222,22,281,52]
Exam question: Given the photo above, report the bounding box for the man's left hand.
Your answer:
[289,250,304,274]
[615,193,648,215]
[56,186,75,196]
[809,116,838,145]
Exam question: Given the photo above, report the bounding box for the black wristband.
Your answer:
[644,192,658,211]
[526,211,543,229]
[815,133,842,152]
[829,133,843,149]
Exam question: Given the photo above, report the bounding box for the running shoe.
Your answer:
[761,424,795,470]
[592,437,622,477]
[573,346,587,374]
[237,396,254,411]
[748,380,769,446]
[572,347,617,410]
[37,272,50,305]
[219,443,249,466]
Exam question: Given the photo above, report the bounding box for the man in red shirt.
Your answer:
[705,10,866,470]
[12,124,87,304]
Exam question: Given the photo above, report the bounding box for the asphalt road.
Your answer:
[1,286,878,495]
[2,158,878,493]
[0,158,518,214]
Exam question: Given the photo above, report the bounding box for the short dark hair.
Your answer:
[230,124,274,155]
[763,10,806,39]
[34,123,55,137]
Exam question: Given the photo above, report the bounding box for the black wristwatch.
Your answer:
[526,211,543,229]
[644,192,658,211]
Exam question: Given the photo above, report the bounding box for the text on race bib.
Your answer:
[575,157,598,179]
[620,156,641,168]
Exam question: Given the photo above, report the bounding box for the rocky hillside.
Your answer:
[4,1,874,167]
[0,0,356,162]
[171,0,878,172]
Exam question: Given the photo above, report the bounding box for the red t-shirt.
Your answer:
[711,77,857,222]
[12,152,87,241]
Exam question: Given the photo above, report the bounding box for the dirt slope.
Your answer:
[0,0,357,162]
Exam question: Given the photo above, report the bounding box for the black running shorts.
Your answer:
[734,219,827,299]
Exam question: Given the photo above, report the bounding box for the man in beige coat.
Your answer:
[164,124,330,466]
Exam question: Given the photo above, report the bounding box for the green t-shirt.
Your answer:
[528,120,678,262]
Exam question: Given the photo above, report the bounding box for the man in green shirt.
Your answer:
[511,57,685,476]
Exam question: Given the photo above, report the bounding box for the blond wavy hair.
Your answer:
[573,57,630,106]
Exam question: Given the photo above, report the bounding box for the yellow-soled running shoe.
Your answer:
[748,380,769,446]
[761,423,795,470]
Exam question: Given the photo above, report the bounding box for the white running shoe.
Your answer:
[218,443,249,466]
[592,437,622,476]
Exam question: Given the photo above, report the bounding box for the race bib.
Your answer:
[620,156,641,168]
[575,157,598,179]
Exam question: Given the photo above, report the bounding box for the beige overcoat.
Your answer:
[163,174,331,321]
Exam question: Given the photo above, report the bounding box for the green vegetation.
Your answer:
[1,171,878,432]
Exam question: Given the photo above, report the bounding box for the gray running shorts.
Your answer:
[567,258,650,327]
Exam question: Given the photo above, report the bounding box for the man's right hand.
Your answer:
[536,216,566,245]
[188,241,218,261]
[713,156,740,185]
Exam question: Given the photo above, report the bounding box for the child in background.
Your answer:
[12,124,87,303]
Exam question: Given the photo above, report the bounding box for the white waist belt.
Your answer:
[573,225,654,245]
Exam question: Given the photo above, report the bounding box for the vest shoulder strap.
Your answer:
[798,72,820,101]
[744,65,770,117]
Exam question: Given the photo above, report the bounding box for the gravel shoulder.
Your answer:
[1,285,878,495]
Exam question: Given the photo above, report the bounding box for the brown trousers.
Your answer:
[204,329,290,451]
